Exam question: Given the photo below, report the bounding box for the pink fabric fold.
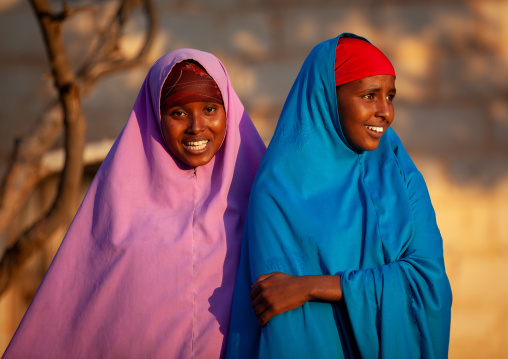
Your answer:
[4,49,266,359]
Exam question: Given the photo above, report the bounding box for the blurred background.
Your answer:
[1,0,507,357]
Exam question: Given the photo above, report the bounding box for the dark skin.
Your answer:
[250,75,396,327]
[337,74,396,151]
[251,273,343,327]
[161,101,226,168]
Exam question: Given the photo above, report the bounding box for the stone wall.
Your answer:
[1,0,507,357]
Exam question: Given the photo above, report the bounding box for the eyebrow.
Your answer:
[362,86,396,94]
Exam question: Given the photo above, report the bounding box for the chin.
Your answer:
[185,157,214,167]
[356,141,380,152]
[364,145,379,151]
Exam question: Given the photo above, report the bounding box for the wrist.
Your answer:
[307,275,322,301]
[307,275,342,302]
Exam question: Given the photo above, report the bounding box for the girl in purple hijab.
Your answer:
[3,49,266,358]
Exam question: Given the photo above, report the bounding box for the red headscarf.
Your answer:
[335,37,396,86]
[161,60,223,112]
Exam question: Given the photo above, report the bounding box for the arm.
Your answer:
[249,132,452,358]
[340,172,452,359]
[339,131,452,358]
[250,273,342,326]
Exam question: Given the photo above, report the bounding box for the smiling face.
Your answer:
[161,102,227,167]
[336,74,396,152]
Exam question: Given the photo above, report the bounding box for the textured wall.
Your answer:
[1,0,508,357]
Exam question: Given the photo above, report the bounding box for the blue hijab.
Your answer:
[226,34,452,359]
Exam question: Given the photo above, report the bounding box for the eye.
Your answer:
[204,105,217,114]
[170,109,186,118]
[387,94,396,101]
[363,93,374,100]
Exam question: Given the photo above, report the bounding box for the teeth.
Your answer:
[185,140,208,150]
[365,125,383,133]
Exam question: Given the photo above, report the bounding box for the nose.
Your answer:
[376,98,393,123]
[187,111,205,134]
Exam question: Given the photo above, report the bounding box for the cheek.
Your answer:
[216,121,227,141]
[161,120,184,146]
[342,123,359,144]
[338,111,357,137]
[211,114,227,140]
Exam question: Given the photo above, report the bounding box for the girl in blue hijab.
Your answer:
[226,33,452,358]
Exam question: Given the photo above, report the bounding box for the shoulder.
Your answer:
[383,128,420,177]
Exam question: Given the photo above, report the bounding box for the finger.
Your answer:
[258,310,274,327]
[255,274,267,283]
[252,301,267,317]
[255,272,278,284]
[251,292,262,308]
[251,273,279,298]
[250,284,261,300]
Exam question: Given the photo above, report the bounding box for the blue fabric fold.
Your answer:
[226,33,452,359]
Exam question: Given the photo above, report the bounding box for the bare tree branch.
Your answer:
[0,0,157,237]
[37,2,94,23]
[0,101,62,238]
[0,0,157,296]
[0,0,86,295]
[78,0,157,94]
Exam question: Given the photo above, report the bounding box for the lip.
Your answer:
[364,124,385,140]
[182,139,211,154]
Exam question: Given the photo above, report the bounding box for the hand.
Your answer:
[250,272,313,327]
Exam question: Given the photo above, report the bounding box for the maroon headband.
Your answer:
[335,37,396,86]
[161,60,223,112]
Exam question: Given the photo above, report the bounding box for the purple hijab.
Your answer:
[4,49,266,358]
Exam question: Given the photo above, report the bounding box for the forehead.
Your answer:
[342,75,396,92]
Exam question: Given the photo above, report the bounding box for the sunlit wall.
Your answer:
[1,0,507,357]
